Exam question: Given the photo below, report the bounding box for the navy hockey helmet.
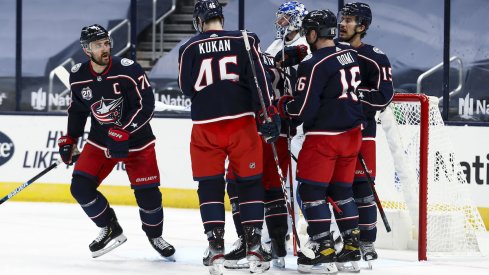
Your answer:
[300,9,337,39]
[80,24,112,50]
[193,0,224,33]
[339,2,372,30]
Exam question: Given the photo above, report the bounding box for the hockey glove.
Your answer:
[106,127,130,159]
[258,106,281,144]
[276,95,293,119]
[274,45,308,68]
[58,135,79,165]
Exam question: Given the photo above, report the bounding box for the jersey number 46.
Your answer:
[194,56,239,91]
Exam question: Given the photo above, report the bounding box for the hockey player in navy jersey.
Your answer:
[338,2,394,266]
[178,0,279,274]
[223,1,309,270]
[57,24,175,259]
[276,10,365,274]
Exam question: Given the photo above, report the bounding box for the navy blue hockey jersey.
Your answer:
[178,30,273,123]
[285,45,365,134]
[67,56,156,149]
[355,43,394,136]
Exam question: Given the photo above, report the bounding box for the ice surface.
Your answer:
[1,202,488,275]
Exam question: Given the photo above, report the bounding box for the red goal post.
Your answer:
[376,93,487,261]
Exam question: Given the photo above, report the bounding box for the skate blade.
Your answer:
[272,257,285,269]
[91,234,127,258]
[208,258,224,275]
[366,260,373,270]
[298,262,338,274]
[223,259,250,269]
[162,254,176,262]
[335,261,360,273]
[247,255,270,274]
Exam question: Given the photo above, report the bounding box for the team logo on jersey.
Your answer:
[210,34,218,38]
[81,87,93,100]
[121,58,134,66]
[249,162,256,169]
[71,63,82,73]
[91,97,124,125]
[373,47,385,55]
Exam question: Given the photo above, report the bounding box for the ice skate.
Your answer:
[203,227,225,275]
[360,241,378,269]
[89,208,127,258]
[223,235,249,269]
[149,236,176,261]
[270,227,287,269]
[297,237,338,274]
[244,226,272,273]
[335,229,361,273]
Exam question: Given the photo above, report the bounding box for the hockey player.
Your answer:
[276,10,365,274]
[178,0,279,274]
[338,2,394,267]
[57,24,175,259]
[223,1,309,270]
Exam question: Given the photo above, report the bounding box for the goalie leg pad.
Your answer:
[71,175,111,227]
[235,179,265,229]
[329,185,359,233]
[198,178,226,235]
[353,181,377,242]
[298,183,331,238]
[135,187,164,238]
[226,182,244,237]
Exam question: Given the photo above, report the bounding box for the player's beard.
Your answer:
[91,51,111,66]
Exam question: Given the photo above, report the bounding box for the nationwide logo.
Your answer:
[31,88,71,111]
[0,131,15,166]
[459,93,489,118]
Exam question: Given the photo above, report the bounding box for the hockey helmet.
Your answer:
[338,2,372,30]
[300,9,337,39]
[275,1,308,39]
[193,0,224,33]
[80,24,112,50]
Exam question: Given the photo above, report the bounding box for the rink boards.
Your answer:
[0,114,488,228]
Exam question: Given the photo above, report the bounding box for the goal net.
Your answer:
[375,93,487,260]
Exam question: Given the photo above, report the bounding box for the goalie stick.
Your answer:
[241,30,315,259]
[358,153,392,232]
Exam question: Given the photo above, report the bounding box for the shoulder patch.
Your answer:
[373,47,385,55]
[121,58,134,66]
[301,53,312,63]
[71,63,82,73]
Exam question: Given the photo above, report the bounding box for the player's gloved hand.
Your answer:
[274,45,308,68]
[57,135,79,165]
[275,95,293,119]
[258,106,281,144]
[106,127,130,158]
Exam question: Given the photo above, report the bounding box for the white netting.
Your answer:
[378,95,487,256]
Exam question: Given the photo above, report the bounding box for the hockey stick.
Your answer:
[241,30,314,259]
[357,153,392,232]
[0,159,62,205]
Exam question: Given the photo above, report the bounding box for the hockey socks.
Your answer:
[198,178,226,234]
